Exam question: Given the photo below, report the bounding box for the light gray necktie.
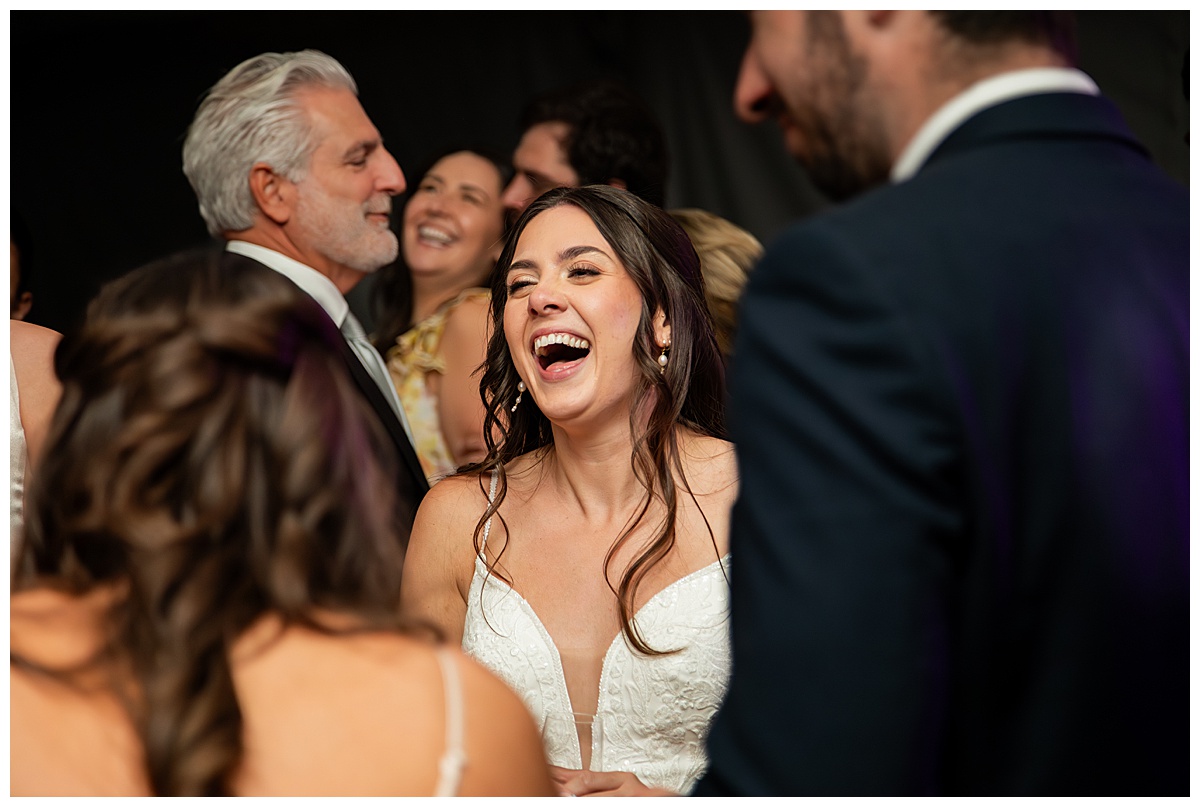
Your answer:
[340,311,418,447]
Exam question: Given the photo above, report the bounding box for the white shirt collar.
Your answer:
[890,67,1100,183]
[224,240,349,326]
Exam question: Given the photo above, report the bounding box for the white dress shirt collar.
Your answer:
[891,67,1100,183]
[224,240,350,327]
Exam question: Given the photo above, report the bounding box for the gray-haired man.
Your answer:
[183,50,429,534]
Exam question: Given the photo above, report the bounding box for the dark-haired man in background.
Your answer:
[500,78,669,219]
[697,11,1188,795]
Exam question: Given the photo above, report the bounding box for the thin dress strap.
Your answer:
[479,468,499,555]
[432,647,467,797]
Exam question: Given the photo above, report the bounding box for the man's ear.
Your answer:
[249,162,295,226]
[606,178,628,192]
[653,306,671,349]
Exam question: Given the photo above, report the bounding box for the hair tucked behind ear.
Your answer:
[14,247,415,795]
[467,186,726,656]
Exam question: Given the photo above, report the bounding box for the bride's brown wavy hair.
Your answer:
[12,248,417,795]
[466,185,727,656]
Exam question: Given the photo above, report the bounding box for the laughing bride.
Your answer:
[401,185,737,796]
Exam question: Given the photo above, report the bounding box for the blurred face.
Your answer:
[501,122,580,218]
[9,240,31,320]
[735,10,891,201]
[503,205,646,427]
[402,151,506,288]
[291,86,406,284]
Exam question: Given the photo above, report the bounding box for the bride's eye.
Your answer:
[507,277,535,295]
[568,264,600,279]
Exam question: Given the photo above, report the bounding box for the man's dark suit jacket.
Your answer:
[220,251,429,543]
[696,91,1188,795]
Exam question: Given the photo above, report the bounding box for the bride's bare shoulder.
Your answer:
[418,470,494,521]
[679,432,739,498]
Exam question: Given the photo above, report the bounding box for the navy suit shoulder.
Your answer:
[699,92,1188,795]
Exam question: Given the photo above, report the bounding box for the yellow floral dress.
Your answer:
[383,287,491,484]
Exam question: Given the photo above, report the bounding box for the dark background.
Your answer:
[10,11,1189,335]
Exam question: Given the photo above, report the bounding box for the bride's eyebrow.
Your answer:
[507,259,537,275]
[558,245,611,263]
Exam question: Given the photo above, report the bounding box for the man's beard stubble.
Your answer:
[792,11,893,203]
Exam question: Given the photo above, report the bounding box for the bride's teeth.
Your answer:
[532,333,591,353]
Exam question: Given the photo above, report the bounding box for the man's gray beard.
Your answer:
[295,191,399,274]
[352,229,399,273]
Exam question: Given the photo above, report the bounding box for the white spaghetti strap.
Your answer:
[480,468,499,553]
[432,647,467,797]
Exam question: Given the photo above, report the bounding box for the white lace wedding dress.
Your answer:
[461,473,732,794]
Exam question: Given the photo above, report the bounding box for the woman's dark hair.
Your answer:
[13,247,416,795]
[370,145,512,355]
[469,185,725,655]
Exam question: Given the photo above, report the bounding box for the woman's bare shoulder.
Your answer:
[439,293,491,356]
[443,290,491,323]
[232,614,442,695]
[10,319,63,462]
[440,646,557,796]
[420,452,550,516]
[232,619,553,796]
[10,319,61,358]
[419,470,493,519]
[679,432,739,496]
[11,586,116,668]
[231,619,451,794]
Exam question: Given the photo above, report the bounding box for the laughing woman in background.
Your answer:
[373,147,510,482]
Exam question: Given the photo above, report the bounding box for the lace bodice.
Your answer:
[461,475,732,793]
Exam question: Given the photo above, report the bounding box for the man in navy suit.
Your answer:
[182,50,429,540]
[696,11,1187,795]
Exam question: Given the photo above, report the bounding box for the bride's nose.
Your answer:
[528,277,566,315]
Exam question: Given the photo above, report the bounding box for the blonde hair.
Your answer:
[670,208,762,360]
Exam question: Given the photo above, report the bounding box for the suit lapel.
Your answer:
[332,332,431,494]
[218,251,430,500]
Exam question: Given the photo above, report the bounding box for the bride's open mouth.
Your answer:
[533,333,591,371]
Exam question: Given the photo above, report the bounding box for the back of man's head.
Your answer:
[519,78,669,207]
[183,50,357,238]
[930,11,1078,66]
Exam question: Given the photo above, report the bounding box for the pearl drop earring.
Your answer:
[511,380,526,412]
